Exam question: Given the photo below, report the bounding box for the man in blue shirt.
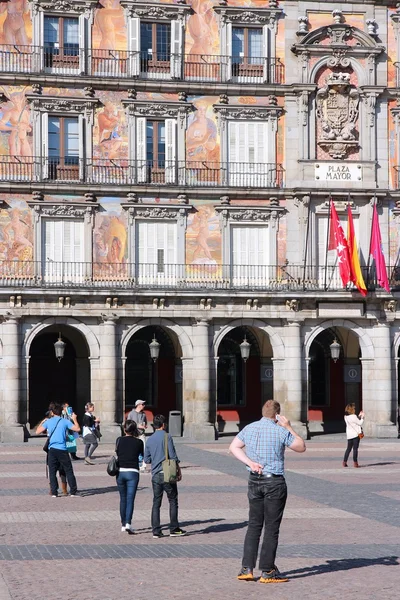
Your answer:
[144,414,186,538]
[37,403,80,497]
[229,400,306,584]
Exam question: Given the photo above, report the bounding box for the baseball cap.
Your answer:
[135,400,146,407]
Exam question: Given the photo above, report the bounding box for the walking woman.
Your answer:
[115,420,144,534]
[82,403,101,465]
[343,403,365,468]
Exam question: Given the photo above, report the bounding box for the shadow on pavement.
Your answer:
[197,520,248,534]
[79,486,146,496]
[285,556,399,579]
[358,462,398,467]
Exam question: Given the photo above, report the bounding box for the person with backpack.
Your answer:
[37,403,80,497]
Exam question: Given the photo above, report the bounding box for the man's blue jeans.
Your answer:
[116,471,139,526]
[151,471,179,534]
[242,475,287,571]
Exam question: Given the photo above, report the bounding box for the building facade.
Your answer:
[0,0,399,442]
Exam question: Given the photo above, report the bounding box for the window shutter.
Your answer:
[226,22,232,81]
[78,15,86,73]
[130,17,140,76]
[41,112,49,179]
[78,114,85,180]
[256,122,268,185]
[170,20,182,78]
[165,118,176,184]
[262,25,269,82]
[136,117,147,183]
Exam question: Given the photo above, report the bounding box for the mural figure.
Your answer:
[187,205,220,266]
[187,99,219,163]
[0,204,33,272]
[187,0,216,57]
[94,0,125,50]
[98,102,123,159]
[0,90,31,157]
[4,207,32,257]
[94,213,127,277]
[0,0,29,46]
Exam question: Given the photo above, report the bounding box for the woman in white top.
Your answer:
[343,403,365,468]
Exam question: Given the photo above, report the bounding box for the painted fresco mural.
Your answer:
[186,203,221,267]
[187,96,220,165]
[185,0,219,57]
[0,86,32,158]
[94,197,128,278]
[0,0,31,46]
[0,197,33,273]
[93,0,127,51]
[94,92,128,161]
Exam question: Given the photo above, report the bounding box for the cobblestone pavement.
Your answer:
[0,437,399,600]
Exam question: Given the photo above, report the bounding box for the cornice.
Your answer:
[26,94,100,112]
[213,103,283,120]
[120,0,190,19]
[29,0,98,14]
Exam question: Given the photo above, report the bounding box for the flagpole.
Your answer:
[324,195,332,291]
[302,195,312,291]
[366,193,376,290]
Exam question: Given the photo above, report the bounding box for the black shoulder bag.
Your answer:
[43,418,63,453]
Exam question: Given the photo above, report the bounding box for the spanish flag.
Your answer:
[347,205,367,296]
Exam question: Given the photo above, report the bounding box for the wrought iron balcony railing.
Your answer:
[0,157,284,188]
[0,46,285,84]
[0,262,397,292]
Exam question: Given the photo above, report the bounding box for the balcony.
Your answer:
[0,157,284,188]
[0,262,396,292]
[0,46,285,84]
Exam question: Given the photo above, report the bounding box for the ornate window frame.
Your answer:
[215,204,285,268]
[30,0,98,74]
[28,202,98,265]
[121,1,190,78]
[122,99,194,185]
[26,94,99,181]
[213,5,281,83]
[122,204,192,266]
[213,102,282,181]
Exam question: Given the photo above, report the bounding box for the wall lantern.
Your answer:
[240,336,251,362]
[149,335,161,362]
[329,338,341,363]
[54,333,66,362]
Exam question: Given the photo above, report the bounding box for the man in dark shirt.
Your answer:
[144,414,186,538]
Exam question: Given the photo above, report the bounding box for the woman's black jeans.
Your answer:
[344,436,360,463]
[242,474,287,571]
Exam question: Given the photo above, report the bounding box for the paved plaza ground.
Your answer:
[0,436,399,600]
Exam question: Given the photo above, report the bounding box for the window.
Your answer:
[228,121,269,186]
[43,16,79,70]
[42,219,84,283]
[136,117,176,184]
[140,22,171,71]
[232,27,263,70]
[45,116,81,181]
[231,226,269,286]
[130,15,184,78]
[136,221,177,283]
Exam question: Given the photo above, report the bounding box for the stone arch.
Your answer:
[213,319,285,360]
[121,319,193,359]
[304,319,374,360]
[24,317,100,359]
[309,56,365,86]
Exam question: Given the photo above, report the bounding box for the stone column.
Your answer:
[1,316,24,442]
[282,321,307,437]
[184,318,215,441]
[363,323,397,437]
[98,316,121,441]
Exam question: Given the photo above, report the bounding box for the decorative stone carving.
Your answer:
[125,3,189,21]
[219,196,230,205]
[135,207,178,219]
[384,299,397,313]
[32,203,97,220]
[327,48,350,68]
[327,25,351,45]
[214,6,280,26]
[214,105,282,121]
[229,11,269,24]
[332,9,343,24]
[32,191,44,202]
[269,197,279,207]
[85,192,97,203]
[126,193,138,203]
[297,90,309,126]
[31,83,42,95]
[26,95,99,114]
[230,209,273,221]
[286,299,300,312]
[178,91,187,102]
[123,101,194,124]
[269,95,278,107]
[219,94,229,105]
[366,19,377,37]
[297,16,308,36]
[177,194,188,204]
[316,73,360,159]
[127,89,137,100]
[84,86,95,98]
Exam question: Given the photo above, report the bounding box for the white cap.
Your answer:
[135,400,146,407]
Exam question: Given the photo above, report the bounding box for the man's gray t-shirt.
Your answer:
[127,409,147,431]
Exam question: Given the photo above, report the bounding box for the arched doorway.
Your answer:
[308,327,362,433]
[28,326,90,429]
[125,325,182,422]
[216,326,273,432]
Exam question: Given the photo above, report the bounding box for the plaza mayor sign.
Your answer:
[315,162,362,182]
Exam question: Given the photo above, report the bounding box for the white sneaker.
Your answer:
[121,526,126,532]
[125,524,134,534]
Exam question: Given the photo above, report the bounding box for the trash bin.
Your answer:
[168,411,182,437]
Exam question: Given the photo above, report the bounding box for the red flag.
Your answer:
[370,203,390,292]
[330,201,352,287]
[347,206,367,297]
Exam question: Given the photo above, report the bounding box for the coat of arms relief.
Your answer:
[316,72,360,159]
